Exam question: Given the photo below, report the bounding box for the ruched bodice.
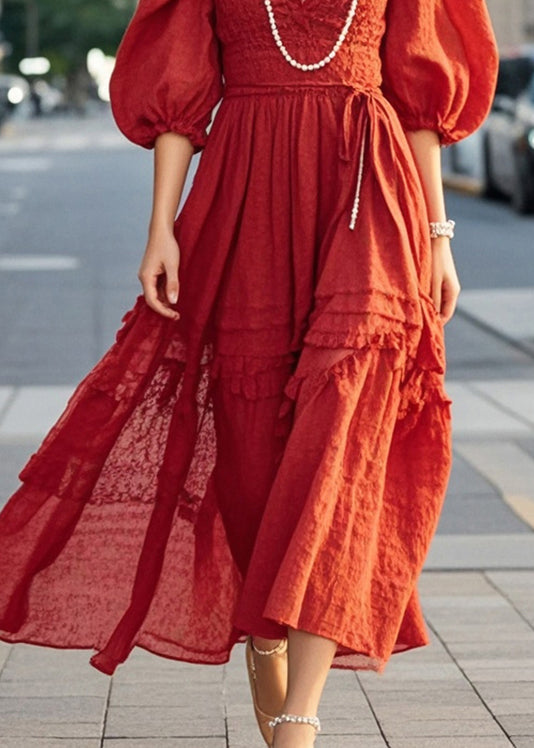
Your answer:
[217,0,386,92]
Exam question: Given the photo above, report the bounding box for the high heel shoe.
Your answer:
[245,635,288,746]
[269,713,322,747]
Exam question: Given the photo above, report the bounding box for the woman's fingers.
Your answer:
[139,266,180,320]
[137,232,181,320]
[164,257,180,309]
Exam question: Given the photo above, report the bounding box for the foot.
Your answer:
[250,637,288,716]
[272,721,317,748]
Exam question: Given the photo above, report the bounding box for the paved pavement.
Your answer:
[0,111,533,746]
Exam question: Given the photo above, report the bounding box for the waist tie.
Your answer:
[337,87,372,231]
[222,83,374,231]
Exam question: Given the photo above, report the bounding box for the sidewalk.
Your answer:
[0,574,532,747]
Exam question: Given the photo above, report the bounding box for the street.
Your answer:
[0,109,533,746]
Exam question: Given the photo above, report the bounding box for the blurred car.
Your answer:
[483,55,534,213]
[29,79,64,116]
[0,73,30,125]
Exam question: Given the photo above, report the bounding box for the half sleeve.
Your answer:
[379,0,499,146]
[109,0,224,152]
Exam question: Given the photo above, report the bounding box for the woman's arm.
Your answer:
[405,129,461,324]
[138,131,195,320]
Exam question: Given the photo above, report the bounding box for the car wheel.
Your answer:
[482,135,502,199]
[511,153,534,214]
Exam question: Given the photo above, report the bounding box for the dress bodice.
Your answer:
[216,0,387,92]
[109,0,498,154]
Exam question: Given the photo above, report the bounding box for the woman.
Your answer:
[0,0,497,746]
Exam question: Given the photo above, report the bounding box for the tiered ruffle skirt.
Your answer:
[0,84,452,675]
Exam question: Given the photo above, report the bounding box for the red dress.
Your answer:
[0,0,497,675]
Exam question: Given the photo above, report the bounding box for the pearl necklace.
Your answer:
[262,0,360,70]
[262,0,366,231]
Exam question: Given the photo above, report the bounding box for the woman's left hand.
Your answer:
[430,236,461,324]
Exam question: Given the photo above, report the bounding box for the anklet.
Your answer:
[268,713,321,733]
[251,637,287,656]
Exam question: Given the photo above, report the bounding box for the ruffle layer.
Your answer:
[232,302,452,671]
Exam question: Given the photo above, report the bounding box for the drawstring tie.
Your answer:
[338,88,371,231]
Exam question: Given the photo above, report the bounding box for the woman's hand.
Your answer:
[138,226,181,320]
[430,236,461,324]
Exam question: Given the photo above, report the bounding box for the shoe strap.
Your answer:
[268,713,321,733]
[251,637,287,656]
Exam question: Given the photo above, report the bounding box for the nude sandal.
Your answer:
[245,635,288,746]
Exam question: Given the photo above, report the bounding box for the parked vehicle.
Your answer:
[0,73,30,126]
[483,54,534,213]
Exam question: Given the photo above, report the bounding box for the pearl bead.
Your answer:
[262,0,360,71]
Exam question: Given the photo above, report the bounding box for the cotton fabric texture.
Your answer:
[0,0,498,675]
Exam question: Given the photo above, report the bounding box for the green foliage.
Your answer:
[0,0,137,75]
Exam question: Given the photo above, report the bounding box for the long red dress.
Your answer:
[0,0,497,676]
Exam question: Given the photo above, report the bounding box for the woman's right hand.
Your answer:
[138,226,181,321]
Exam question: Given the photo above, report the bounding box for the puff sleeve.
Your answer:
[379,0,499,146]
[109,0,224,152]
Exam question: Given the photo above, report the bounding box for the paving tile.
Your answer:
[360,663,461,682]
[0,386,75,438]
[459,440,534,496]
[446,641,534,659]
[483,698,534,716]
[455,441,534,528]
[445,382,530,437]
[0,679,110,698]
[0,742,100,748]
[422,594,512,612]
[357,676,470,692]
[456,658,534,670]
[387,738,513,748]
[475,681,534,700]
[457,288,534,346]
[370,704,492,721]
[466,667,534,683]
[0,640,12,670]
[424,534,534,570]
[424,624,534,642]
[437,494,531,534]
[104,741,226,747]
[471,379,534,427]
[446,452,502,497]
[0,443,40,506]
[380,718,504,738]
[112,658,224,686]
[318,717,381,735]
[498,713,534,736]
[0,695,106,721]
[0,722,103,739]
[487,570,534,595]
[419,571,496,595]
[443,309,533,374]
[103,705,225,739]
[109,680,223,707]
[0,387,14,417]
[362,689,485,708]
[313,739,387,748]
